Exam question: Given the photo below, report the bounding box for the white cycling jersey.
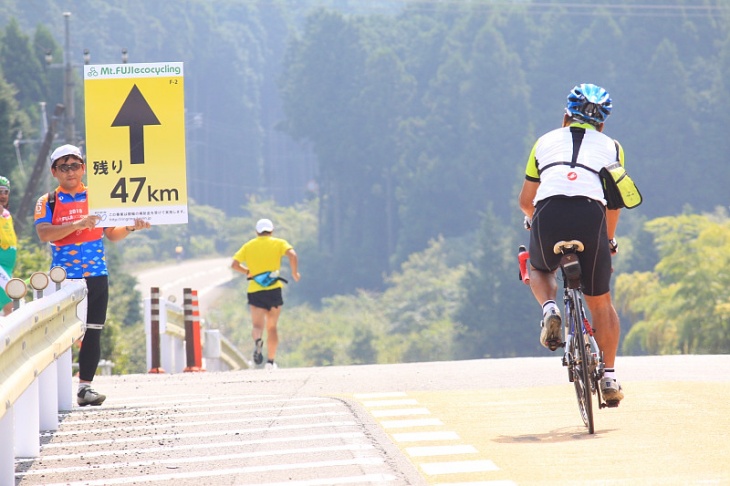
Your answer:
[525,123,624,206]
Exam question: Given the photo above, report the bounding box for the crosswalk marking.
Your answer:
[392,431,460,442]
[380,418,443,428]
[355,392,513,484]
[371,407,430,417]
[406,445,478,457]
[421,460,500,475]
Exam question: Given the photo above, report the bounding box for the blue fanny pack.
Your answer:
[248,271,288,287]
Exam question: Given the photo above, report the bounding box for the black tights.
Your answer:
[79,275,109,382]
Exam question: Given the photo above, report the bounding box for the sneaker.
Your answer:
[253,338,264,365]
[601,377,624,406]
[77,386,106,406]
[264,362,278,371]
[540,307,562,351]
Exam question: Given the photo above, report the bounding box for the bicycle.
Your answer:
[518,240,612,434]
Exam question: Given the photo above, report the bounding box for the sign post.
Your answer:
[83,62,187,226]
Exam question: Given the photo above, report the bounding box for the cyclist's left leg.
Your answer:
[584,293,619,368]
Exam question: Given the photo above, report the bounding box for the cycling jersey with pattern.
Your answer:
[34,184,108,279]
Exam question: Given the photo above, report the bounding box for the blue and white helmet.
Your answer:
[566,83,612,125]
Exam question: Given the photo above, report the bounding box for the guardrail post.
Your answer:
[0,408,14,486]
[147,287,165,373]
[57,348,73,411]
[39,361,59,431]
[183,288,204,372]
[203,329,222,371]
[14,382,40,457]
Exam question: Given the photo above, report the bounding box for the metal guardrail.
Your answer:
[0,277,246,486]
[0,273,86,486]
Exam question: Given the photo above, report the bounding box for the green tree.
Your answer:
[616,211,730,354]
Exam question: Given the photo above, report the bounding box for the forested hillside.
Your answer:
[0,1,728,370]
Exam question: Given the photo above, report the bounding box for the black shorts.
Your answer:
[529,196,611,296]
[248,288,283,310]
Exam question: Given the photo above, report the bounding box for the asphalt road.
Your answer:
[14,355,730,485]
[133,257,235,315]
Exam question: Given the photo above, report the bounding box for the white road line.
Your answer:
[40,420,359,448]
[18,444,377,476]
[420,460,499,475]
[434,482,517,486]
[354,392,407,399]
[59,402,341,425]
[406,445,478,457]
[371,408,430,417]
[37,457,386,486]
[49,411,350,436]
[362,399,419,407]
[392,431,460,442]
[67,395,326,414]
[18,432,367,462]
[236,474,397,486]
[380,418,443,428]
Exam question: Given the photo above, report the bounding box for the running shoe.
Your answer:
[540,307,562,351]
[264,362,278,371]
[77,386,106,406]
[253,338,264,365]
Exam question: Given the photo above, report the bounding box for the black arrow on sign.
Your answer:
[111,84,161,164]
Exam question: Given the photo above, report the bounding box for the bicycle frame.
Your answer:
[518,241,608,434]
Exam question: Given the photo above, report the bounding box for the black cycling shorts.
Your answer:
[529,196,611,296]
[248,287,283,310]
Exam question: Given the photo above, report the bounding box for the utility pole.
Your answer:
[62,11,75,145]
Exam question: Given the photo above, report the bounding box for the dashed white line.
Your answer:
[406,445,478,457]
[362,399,419,407]
[371,408,430,417]
[421,460,499,475]
[392,431,460,442]
[380,418,443,428]
[354,392,408,399]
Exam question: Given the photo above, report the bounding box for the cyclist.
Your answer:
[518,83,624,404]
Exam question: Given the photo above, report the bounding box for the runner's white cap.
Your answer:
[50,144,83,165]
[255,218,274,233]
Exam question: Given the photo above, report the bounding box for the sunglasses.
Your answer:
[54,162,84,173]
[0,189,8,195]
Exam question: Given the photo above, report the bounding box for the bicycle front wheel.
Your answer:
[570,291,594,434]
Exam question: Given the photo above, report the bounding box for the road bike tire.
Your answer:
[570,290,595,434]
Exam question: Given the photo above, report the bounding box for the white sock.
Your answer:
[78,383,90,391]
[542,300,558,313]
[604,369,616,380]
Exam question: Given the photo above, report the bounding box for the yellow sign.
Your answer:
[84,62,187,226]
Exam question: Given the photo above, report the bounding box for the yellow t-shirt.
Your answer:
[232,236,293,293]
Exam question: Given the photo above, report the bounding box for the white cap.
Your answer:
[255,218,274,233]
[50,144,83,165]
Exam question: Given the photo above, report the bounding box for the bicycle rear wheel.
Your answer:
[570,291,594,433]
